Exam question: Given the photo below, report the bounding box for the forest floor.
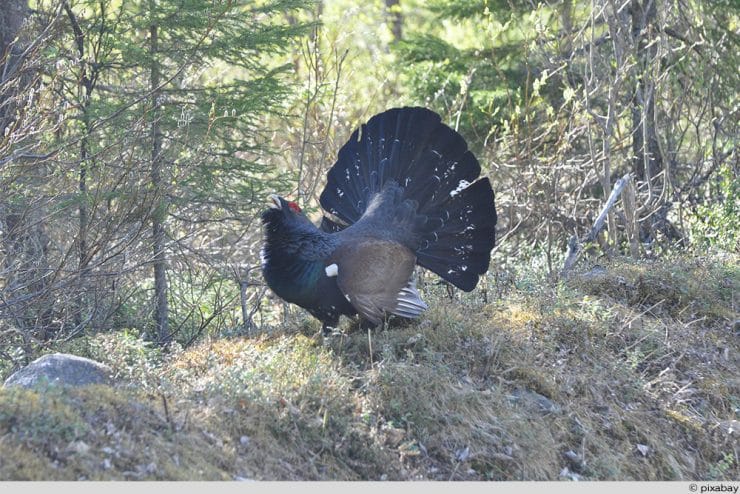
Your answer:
[0,252,738,481]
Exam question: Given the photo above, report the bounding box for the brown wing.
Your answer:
[330,238,417,325]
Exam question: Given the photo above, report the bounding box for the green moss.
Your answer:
[0,387,88,447]
[571,255,739,323]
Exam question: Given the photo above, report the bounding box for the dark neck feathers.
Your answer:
[262,212,339,262]
[261,210,341,303]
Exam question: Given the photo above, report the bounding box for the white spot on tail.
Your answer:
[449,179,471,197]
[325,263,338,277]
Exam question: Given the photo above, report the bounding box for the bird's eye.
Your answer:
[288,202,301,213]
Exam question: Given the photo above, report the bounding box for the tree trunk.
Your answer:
[0,0,54,353]
[150,8,169,345]
[621,175,641,258]
[560,0,573,58]
[630,0,662,182]
[63,1,94,329]
[239,280,250,332]
[384,0,403,42]
[0,0,27,68]
[0,0,29,128]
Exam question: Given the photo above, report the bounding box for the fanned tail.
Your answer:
[319,107,497,291]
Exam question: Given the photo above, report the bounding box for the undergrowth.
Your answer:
[0,253,737,480]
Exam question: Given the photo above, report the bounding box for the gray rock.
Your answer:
[582,265,607,279]
[3,353,113,389]
[508,388,562,415]
[559,466,583,481]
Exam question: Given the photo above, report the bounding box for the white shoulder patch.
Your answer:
[325,263,339,277]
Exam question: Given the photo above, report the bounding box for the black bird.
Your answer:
[261,107,497,334]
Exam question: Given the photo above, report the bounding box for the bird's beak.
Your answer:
[267,194,282,210]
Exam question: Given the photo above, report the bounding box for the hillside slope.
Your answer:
[0,254,737,480]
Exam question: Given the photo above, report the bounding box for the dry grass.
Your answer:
[0,386,233,480]
[0,253,737,480]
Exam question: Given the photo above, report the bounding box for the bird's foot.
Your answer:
[319,324,342,337]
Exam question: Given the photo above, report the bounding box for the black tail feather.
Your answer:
[416,177,496,290]
[320,107,497,291]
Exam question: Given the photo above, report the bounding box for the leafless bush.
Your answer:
[486,0,737,276]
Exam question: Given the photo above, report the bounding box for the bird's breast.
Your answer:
[262,254,324,304]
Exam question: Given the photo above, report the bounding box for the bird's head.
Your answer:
[261,194,312,233]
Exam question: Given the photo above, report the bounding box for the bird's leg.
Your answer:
[358,318,375,331]
[322,315,341,336]
[322,323,334,336]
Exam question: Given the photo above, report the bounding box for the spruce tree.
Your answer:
[395,0,533,143]
[22,0,309,345]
